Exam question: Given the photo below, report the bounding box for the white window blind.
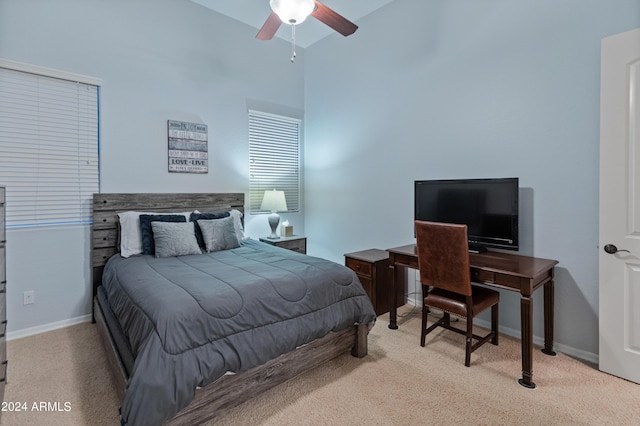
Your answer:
[249,110,300,213]
[0,65,99,227]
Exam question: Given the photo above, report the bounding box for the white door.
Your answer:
[599,28,640,384]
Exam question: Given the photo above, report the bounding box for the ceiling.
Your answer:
[191,0,395,48]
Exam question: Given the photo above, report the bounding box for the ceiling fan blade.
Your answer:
[311,1,358,37]
[256,12,282,40]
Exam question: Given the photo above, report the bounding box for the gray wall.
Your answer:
[303,0,640,360]
[0,0,305,336]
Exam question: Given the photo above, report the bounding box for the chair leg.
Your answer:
[465,316,473,367]
[421,306,428,347]
[491,303,499,345]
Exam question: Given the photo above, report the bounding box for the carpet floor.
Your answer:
[2,305,639,425]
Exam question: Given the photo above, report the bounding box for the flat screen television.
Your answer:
[414,177,519,252]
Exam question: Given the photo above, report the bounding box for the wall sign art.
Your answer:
[167,120,208,173]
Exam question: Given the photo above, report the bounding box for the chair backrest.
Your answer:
[415,220,472,296]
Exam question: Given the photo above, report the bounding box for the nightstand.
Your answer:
[345,249,405,316]
[259,235,307,254]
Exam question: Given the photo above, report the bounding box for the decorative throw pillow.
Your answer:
[118,211,191,258]
[140,214,187,255]
[190,211,230,248]
[151,221,202,258]
[197,216,241,252]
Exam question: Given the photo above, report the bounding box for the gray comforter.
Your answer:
[102,239,376,425]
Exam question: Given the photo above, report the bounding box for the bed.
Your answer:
[91,193,376,425]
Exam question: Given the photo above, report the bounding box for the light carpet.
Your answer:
[2,305,639,425]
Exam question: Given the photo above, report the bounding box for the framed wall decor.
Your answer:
[167,120,208,173]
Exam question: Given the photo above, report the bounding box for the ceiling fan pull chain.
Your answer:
[291,24,296,63]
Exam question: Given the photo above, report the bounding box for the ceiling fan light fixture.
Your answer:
[270,0,315,25]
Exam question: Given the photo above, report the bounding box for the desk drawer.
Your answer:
[472,269,494,283]
[494,272,522,288]
[472,268,523,290]
[345,258,372,277]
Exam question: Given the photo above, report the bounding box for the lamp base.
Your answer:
[266,212,280,239]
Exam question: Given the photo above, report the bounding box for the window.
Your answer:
[0,61,100,227]
[248,110,300,213]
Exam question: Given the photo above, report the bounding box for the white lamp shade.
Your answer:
[261,190,288,212]
[270,0,315,25]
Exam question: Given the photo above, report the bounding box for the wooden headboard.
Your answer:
[91,192,244,300]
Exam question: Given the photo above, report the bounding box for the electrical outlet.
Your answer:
[23,290,34,305]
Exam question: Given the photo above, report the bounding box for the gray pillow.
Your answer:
[189,211,230,248]
[151,221,202,258]
[140,214,187,255]
[197,216,240,252]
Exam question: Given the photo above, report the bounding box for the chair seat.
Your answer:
[425,285,500,318]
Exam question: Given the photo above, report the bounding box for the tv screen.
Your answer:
[414,178,519,252]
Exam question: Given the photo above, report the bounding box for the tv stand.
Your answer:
[468,244,487,254]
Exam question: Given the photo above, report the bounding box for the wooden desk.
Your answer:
[387,244,558,389]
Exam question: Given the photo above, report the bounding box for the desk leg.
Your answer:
[388,263,398,330]
[518,296,536,389]
[542,279,557,356]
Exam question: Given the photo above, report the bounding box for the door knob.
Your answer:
[604,244,630,254]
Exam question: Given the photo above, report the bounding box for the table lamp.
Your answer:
[261,189,288,239]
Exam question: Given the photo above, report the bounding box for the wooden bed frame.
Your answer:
[91,193,372,425]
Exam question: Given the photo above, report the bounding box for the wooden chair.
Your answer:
[415,220,500,367]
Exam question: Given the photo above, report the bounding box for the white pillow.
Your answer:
[229,209,246,240]
[118,210,192,258]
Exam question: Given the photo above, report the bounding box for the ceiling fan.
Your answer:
[256,0,358,60]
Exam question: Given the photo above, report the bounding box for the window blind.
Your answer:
[249,110,300,213]
[0,66,99,227]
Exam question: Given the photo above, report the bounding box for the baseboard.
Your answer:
[7,314,92,341]
[404,299,599,365]
[474,318,599,365]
